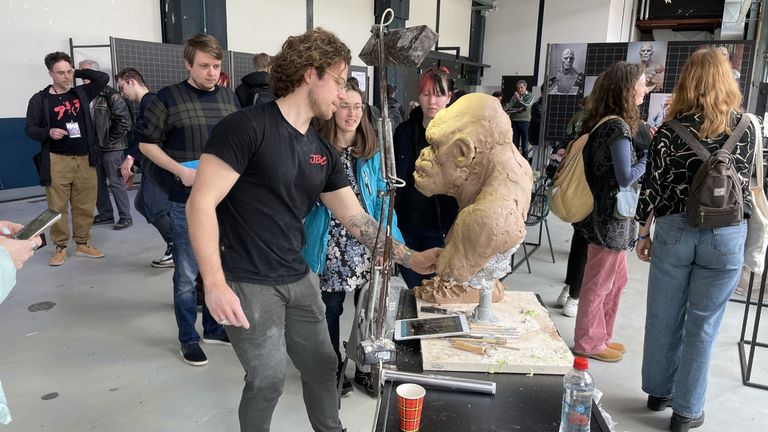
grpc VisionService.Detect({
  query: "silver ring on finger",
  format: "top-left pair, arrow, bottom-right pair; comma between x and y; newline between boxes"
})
219,318 -> 230,325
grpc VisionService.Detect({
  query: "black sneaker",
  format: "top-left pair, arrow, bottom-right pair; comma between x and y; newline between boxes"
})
151,244 -> 174,268
340,375 -> 354,398
670,411 -> 705,432
180,342 -> 208,366
203,331 -> 231,346
354,367 -> 377,397
93,215 -> 113,225
113,218 -> 133,230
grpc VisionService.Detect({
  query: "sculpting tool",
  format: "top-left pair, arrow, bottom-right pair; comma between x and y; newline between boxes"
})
449,336 -> 508,345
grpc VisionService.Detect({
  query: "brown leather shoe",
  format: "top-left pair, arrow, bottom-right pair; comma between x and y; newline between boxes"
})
49,246 -> 67,266
75,243 -> 105,258
607,341 -> 626,354
576,347 -> 623,362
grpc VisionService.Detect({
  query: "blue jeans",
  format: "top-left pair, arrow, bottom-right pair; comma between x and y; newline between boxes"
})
641,213 -> 746,418
169,201 -> 222,346
398,228 -> 446,289
135,175 -> 172,244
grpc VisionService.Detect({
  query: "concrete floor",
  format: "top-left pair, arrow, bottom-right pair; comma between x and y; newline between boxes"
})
1,191 -> 767,432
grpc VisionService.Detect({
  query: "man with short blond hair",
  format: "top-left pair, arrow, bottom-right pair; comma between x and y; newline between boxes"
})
137,33 -> 239,367
25,51 -> 109,266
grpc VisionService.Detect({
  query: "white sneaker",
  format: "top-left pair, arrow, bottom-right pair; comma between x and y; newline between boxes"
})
556,286 -> 570,307
562,297 -> 579,317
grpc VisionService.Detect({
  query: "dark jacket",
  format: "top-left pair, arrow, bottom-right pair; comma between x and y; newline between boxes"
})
25,68 -> 109,186
91,85 -> 132,152
393,106 -> 459,234
235,71 -> 273,108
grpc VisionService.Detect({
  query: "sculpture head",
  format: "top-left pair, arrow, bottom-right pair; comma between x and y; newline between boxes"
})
561,49 -> 576,71
639,43 -> 654,62
414,93 -> 514,198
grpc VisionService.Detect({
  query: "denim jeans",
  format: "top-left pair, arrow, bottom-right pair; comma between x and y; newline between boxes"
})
398,228 -> 446,289
226,274 -> 343,432
642,213 -> 746,418
96,150 -> 132,220
512,121 -> 530,161
135,175 -> 172,244
168,201 -> 222,346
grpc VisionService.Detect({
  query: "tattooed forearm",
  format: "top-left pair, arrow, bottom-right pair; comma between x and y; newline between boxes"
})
346,212 -> 385,255
345,211 -> 412,267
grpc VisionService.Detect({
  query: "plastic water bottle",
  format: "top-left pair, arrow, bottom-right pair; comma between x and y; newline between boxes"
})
559,356 -> 594,432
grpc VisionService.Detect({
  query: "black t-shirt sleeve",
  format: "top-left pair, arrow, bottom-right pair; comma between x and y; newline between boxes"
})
203,111 -> 258,174
321,141 -> 349,193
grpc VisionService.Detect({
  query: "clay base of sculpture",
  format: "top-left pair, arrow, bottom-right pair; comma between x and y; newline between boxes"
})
414,276 -> 506,304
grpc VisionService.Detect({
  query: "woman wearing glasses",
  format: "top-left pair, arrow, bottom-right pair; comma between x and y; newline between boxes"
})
393,66 -> 459,289
304,81 -> 403,397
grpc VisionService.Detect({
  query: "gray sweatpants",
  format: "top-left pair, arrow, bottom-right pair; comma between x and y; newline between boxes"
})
226,274 -> 343,432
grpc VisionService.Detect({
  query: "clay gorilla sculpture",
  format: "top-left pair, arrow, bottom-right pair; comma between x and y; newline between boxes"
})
413,93 -> 533,287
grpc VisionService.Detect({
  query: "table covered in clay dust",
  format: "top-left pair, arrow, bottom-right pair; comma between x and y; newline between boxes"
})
417,291 -> 574,375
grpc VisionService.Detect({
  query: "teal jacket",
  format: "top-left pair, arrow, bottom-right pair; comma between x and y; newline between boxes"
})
303,151 -> 404,274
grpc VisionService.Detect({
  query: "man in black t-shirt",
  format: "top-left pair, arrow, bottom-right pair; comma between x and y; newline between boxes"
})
25,51 -> 109,266
187,29 -> 440,432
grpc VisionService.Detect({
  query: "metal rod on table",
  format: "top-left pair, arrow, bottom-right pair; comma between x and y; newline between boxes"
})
382,369 -> 497,395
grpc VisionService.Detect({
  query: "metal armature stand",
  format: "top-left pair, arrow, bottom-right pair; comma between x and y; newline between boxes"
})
738,249 -> 768,391
354,8 -> 439,394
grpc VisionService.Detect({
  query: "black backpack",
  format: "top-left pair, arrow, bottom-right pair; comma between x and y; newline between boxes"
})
251,85 -> 274,106
668,115 -> 750,229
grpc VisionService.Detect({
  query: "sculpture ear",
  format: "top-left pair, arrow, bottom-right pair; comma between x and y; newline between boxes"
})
453,138 -> 475,168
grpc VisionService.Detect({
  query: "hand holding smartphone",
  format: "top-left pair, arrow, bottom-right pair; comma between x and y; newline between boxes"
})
13,208 -> 61,250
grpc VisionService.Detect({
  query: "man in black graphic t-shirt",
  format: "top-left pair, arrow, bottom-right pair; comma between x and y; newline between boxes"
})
187,29 -> 440,432
25,51 -> 109,266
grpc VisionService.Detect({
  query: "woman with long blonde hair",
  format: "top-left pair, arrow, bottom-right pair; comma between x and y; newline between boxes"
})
635,48 -> 756,431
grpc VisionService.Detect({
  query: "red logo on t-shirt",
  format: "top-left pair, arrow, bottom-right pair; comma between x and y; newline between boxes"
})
309,154 -> 328,166
53,99 -> 81,120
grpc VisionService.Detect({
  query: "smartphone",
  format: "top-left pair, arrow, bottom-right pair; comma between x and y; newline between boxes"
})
13,208 -> 62,240
394,315 -> 470,341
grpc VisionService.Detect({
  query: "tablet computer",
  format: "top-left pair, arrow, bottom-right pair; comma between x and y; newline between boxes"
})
394,315 -> 470,341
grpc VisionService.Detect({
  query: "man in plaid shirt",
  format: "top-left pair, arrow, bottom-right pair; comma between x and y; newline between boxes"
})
137,33 -> 240,366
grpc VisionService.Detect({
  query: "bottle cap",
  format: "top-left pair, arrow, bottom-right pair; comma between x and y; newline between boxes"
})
573,356 -> 589,371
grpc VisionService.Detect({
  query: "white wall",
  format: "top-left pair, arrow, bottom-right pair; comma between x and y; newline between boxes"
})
313,0 -> 375,69
483,0 -> 540,86
2,0 -> 161,118
482,0 -> 623,88
407,0 -> 471,56
226,0 -> 306,56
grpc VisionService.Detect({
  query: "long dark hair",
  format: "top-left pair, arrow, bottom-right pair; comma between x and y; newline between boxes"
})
582,62 -> 644,135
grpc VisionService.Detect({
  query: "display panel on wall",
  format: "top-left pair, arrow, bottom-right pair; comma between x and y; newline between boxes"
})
543,40 -> 755,142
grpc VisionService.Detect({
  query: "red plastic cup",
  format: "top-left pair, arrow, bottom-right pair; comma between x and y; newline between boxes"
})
397,383 -> 426,432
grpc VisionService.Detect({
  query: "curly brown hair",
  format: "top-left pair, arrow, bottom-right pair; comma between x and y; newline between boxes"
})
582,62 -> 644,136
270,28 -> 352,99
317,82 -> 377,160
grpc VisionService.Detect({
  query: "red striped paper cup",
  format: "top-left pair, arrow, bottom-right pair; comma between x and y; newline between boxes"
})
397,383 -> 426,432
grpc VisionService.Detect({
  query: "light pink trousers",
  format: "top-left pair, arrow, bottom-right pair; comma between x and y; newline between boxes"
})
573,244 -> 628,354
